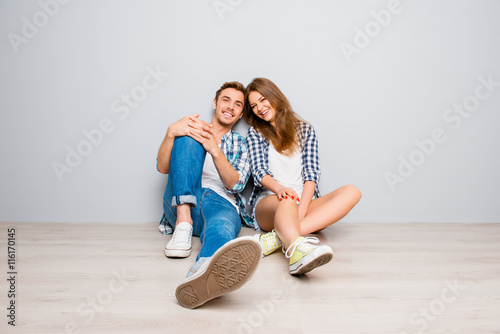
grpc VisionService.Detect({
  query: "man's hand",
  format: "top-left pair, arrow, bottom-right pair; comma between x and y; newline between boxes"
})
157,114 -> 212,174
167,114 -> 212,139
185,115 -> 218,155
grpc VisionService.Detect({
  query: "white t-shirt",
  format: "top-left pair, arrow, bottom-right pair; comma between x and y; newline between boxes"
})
201,148 -> 239,213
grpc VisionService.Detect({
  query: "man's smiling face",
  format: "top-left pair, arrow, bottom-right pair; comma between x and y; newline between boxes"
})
212,88 -> 244,127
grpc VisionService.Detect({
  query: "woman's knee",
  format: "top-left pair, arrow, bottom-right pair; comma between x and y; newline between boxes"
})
342,184 -> 362,203
279,197 -> 298,208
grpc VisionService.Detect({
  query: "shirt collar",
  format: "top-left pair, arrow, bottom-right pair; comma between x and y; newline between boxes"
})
220,129 -> 233,143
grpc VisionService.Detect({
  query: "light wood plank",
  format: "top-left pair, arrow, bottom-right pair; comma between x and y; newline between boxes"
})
0,222 -> 499,333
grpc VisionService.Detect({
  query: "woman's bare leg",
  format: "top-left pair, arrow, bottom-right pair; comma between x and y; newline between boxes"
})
255,185 -> 360,249
299,184 -> 361,235
254,195 -> 279,232
274,198 -> 301,251
255,196 -> 301,250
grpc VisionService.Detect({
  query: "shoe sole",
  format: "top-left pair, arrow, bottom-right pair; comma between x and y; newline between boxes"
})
165,248 -> 192,258
175,237 -> 261,309
290,248 -> 333,275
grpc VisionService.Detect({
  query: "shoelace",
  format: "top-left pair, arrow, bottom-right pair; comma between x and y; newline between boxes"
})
171,225 -> 192,245
262,230 -> 281,250
284,237 -> 319,259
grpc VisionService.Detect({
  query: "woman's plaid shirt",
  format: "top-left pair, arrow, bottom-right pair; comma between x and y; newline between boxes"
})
246,121 -> 321,207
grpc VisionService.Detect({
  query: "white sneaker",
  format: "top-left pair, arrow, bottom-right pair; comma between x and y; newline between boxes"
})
165,222 -> 192,258
286,237 -> 333,275
175,236 -> 261,309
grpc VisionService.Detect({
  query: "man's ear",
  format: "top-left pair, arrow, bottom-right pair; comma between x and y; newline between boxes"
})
212,99 -> 217,110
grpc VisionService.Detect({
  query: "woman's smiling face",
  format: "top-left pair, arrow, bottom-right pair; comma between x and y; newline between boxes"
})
248,91 -> 276,126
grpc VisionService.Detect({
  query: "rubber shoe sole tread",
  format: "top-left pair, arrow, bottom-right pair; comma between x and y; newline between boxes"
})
165,247 -> 192,258
290,246 -> 333,275
175,237 -> 261,309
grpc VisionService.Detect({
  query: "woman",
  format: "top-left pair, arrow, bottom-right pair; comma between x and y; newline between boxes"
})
245,78 -> 361,275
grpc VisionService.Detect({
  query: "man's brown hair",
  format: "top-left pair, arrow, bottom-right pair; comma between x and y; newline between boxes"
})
215,81 -> 246,101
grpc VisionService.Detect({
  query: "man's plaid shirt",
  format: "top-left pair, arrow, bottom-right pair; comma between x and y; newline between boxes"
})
159,129 -> 257,233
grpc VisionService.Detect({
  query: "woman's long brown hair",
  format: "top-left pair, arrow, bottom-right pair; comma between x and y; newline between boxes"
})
244,78 -> 301,154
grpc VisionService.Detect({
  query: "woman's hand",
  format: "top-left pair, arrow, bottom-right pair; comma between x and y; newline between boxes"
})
276,186 -> 299,202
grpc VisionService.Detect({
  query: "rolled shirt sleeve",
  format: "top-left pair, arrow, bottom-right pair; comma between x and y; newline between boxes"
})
300,122 -> 321,184
246,127 -> 273,187
223,132 -> 251,194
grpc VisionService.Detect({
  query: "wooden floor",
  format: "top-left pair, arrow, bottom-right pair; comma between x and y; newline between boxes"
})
1,222 -> 499,334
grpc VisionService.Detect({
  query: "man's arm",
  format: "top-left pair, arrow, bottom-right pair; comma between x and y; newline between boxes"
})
212,146 -> 240,190
225,137 -> 251,194
186,118 -> 240,190
156,114 -> 212,174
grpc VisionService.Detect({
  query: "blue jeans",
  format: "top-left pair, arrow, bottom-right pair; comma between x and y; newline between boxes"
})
162,136 -> 242,264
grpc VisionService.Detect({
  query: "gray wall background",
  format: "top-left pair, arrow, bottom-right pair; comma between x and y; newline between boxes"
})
1,0 -> 499,224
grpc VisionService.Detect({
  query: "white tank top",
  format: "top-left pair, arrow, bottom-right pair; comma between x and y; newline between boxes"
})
268,144 -> 303,198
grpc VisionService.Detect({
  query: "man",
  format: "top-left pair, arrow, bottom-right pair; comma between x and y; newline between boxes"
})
156,81 -> 260,309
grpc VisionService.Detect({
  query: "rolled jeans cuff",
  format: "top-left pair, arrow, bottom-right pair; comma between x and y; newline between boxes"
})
171,195 -> 197,208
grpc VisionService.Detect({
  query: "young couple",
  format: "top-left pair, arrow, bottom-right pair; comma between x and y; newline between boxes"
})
156,79 -> 361,309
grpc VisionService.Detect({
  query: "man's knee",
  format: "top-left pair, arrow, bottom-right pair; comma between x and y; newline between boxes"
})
172,136 -> 205,162
222,219 -> 241,238
174,136 -> 202,151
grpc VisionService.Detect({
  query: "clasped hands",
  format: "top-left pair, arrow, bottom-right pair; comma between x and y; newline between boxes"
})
168,114 -> 218,154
